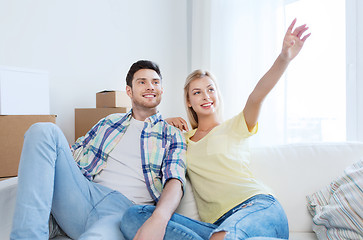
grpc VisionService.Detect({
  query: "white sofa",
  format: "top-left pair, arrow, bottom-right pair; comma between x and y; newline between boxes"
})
1,141 -> 363,240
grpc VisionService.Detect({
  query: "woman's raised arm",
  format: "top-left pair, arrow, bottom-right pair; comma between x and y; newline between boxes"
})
243,18 -> 311,131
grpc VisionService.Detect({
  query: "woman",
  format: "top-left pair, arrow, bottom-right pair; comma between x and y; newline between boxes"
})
121,19 -> 310,240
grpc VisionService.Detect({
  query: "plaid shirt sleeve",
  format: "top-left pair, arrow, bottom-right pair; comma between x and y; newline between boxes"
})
161,124 -> 187,192
70,118 -> 106,179
71,118 -> 104,159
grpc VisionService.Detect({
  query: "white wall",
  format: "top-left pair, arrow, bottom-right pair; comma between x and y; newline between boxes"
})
0,0 -> 188,143
1,0 -> 362,144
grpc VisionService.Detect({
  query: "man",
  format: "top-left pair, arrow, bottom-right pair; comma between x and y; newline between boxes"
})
10,60 -> 192,239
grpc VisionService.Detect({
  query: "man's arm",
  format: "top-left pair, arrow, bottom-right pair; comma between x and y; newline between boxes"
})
132,179 -> 183,240
133,124 -> 187,240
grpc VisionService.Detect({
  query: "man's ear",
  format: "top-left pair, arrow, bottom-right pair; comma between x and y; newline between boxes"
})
126,85 -> 132,98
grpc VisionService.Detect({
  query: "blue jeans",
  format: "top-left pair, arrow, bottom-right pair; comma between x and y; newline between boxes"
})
121,195 -> 288,240
10,123 -> 134,240
121,205 -> 217,240
212,194 -> 289,240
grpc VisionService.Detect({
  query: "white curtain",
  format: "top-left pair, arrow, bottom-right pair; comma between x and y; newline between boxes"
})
190,0 -> 287,146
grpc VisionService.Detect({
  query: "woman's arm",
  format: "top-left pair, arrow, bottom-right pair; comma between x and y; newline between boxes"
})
243,19 -> 311,131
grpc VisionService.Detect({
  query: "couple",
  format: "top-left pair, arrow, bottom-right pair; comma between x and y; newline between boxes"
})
10,19 -> 310,240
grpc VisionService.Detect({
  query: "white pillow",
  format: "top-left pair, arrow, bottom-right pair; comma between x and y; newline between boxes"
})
306,160 -> 363,239
175,175 -> 201,221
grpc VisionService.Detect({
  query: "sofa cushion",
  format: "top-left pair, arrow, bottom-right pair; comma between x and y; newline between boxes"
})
249,142 -> 363,233
0,177 -> 17,240
175,175 -> 201,221
306,160 -> 363,239
289,232 -> 318,240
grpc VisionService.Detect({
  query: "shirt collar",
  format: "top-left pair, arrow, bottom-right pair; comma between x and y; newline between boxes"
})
125,109 -> 163,127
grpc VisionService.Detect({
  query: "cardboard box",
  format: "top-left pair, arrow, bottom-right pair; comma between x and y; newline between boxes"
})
0,66 -> 50,115
96,90 -> 131,108
0,115 -> 56,177
75,108 -> 129,140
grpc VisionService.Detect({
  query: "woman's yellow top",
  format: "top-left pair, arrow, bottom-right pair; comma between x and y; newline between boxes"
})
185,111 -> 273,223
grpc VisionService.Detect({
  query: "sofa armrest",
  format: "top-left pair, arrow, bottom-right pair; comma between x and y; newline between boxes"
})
0,177 -> 18,240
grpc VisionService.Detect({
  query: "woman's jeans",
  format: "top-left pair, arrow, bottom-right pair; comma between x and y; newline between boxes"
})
121,195 -> 289,240
212,194 -> 289,240
10,123 -> 134,240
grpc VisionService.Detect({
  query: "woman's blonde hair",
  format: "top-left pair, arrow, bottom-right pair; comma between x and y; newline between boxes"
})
184,69 -> 223,129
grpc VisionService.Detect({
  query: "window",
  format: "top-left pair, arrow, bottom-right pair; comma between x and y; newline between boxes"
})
284,0 -> 346,143
192,0 -> 349,146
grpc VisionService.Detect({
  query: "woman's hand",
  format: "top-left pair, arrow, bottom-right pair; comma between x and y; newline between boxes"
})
165,117 -> 189,132
280,18 -> 311,62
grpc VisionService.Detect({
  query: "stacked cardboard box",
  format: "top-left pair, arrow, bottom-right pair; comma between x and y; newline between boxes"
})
96,90 -> 131,108
75,91 -> 131,140
0,66 -> 54,178
0,115 -> 56,178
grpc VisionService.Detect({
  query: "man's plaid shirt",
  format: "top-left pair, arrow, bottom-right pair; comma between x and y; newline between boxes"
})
71,110 -> 187,202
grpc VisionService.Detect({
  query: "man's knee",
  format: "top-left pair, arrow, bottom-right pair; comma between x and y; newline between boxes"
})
27,122 -> 58,135
25,122 -> 62,140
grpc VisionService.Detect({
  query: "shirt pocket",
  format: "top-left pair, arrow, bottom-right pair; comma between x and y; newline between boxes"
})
207,135 -> 228,155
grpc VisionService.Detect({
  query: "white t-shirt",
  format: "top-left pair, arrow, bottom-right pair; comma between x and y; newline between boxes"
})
94,117 -> 154,205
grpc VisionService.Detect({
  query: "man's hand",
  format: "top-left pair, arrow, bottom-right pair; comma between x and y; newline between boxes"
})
133,179 -> 183,240
133,212 -> 168,240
